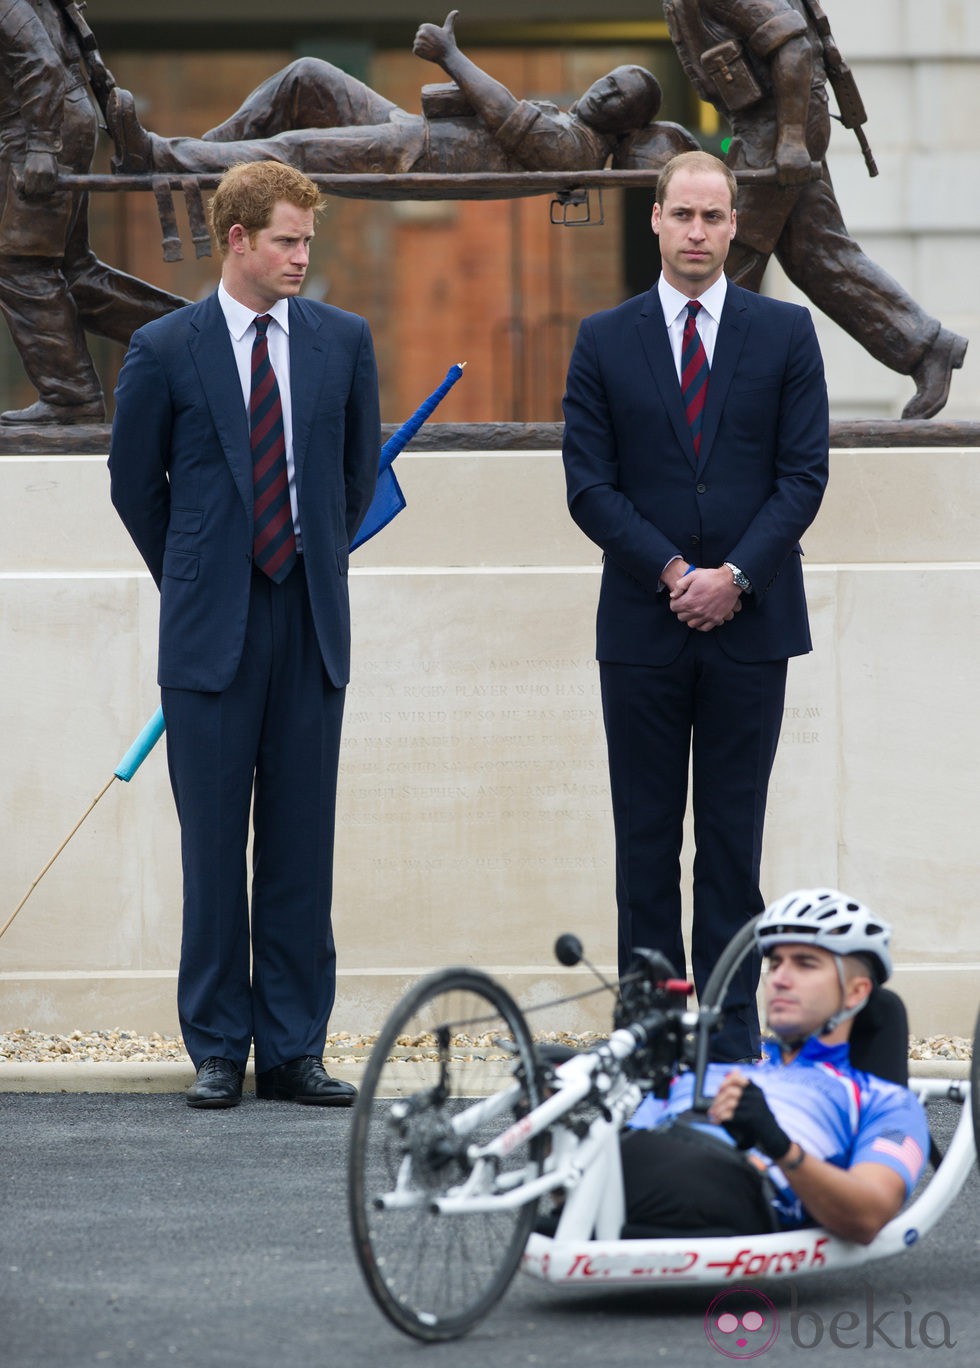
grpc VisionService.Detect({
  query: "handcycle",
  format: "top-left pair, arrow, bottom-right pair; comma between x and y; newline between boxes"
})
348,919 -> 980,1342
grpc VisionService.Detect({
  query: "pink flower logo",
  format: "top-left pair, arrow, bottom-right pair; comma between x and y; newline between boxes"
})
704,1289 -> 780,1358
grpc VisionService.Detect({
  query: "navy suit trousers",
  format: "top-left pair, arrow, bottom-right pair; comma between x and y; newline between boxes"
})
600,633 -> 787,1061
162,558 -> 345,1074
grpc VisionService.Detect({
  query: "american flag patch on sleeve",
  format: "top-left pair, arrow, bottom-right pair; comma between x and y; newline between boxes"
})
870,1132 -> 925,1175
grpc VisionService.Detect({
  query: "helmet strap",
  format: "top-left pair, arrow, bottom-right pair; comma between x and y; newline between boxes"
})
820,958 -> 871,1035
765,952 -> 873,1049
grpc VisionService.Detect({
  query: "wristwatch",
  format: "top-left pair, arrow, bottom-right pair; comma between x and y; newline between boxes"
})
781,1142 -> 806,1172
724,562 -> 752,593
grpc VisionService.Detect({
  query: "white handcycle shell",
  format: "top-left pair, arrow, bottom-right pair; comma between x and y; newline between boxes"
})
521,1076 -> 974,1288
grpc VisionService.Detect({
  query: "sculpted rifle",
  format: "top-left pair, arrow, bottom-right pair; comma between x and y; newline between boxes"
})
53,0 -> 116,119
801,0 -> 878,176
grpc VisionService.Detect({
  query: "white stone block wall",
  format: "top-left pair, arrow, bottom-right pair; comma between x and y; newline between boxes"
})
1,449 -> 977,1041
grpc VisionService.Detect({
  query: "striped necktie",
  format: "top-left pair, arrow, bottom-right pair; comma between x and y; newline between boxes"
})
681,300 -> 709,460
250,314 -> 297,582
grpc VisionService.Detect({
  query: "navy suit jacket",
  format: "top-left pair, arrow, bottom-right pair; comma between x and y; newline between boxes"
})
562,281 -> 829,665
109,291 -> 380,692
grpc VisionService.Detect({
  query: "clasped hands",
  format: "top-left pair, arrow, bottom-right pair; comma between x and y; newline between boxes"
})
666,564 -> 742,631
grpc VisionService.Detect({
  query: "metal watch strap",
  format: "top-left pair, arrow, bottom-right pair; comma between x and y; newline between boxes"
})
781,1143 -> 806,1172
724,561 -> 752,592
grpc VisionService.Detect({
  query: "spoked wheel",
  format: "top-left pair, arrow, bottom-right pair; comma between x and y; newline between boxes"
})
348,968 -> 543,1342
971,1007 -> 980,1167
699,916 -> 762,1016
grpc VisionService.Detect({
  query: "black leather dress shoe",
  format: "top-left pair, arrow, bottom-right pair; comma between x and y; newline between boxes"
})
186,1057 -> 244,1109
255,1056 -> 357,1106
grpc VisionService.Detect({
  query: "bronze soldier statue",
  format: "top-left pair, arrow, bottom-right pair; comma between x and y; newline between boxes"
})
0,0 -> 186,425
663,0 -> 967,419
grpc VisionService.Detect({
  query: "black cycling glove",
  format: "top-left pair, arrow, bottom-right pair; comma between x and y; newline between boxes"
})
721,1080 -> 792,1161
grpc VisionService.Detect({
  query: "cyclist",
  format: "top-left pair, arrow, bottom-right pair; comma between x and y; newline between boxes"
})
623,889 -> 930,1243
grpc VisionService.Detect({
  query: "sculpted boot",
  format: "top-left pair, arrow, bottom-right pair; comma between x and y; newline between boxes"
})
105,88 -> 155,175
0,398 -> 105,425
902,328 -> 968,420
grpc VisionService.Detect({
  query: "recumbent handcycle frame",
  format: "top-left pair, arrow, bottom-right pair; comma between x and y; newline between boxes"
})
348,917 -> 979,1342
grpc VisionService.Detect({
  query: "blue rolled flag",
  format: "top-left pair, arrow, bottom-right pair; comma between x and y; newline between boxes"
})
351,362 -> 465,550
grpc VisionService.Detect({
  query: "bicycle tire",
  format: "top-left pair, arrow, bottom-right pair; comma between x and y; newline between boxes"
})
971,1007 -> 980,1169
348,967 -> 543,1342
699,915 -> 762,1014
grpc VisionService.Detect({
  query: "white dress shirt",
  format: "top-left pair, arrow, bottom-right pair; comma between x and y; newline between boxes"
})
657,271 -> 728,381
218,282 -> 302,550
655,271 -> 728,584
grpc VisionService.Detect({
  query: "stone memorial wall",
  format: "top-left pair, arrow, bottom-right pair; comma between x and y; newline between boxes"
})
0,447 -> 977,1037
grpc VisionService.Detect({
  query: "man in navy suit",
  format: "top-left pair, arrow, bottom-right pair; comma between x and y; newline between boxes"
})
562,150 -> 828,1062
109,161 -> 380,1107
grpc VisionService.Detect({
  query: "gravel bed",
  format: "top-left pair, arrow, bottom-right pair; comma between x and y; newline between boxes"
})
908,1035 -> 974,1061
0,1028 -> 191,1064
0,1027 -> 971,1065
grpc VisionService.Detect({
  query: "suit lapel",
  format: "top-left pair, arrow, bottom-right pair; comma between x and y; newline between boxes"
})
636,288 -> 696,466
189,293 -> 253,515
699,284 -> 750,470
287,299 -> 329,501
635,282 -> 753,471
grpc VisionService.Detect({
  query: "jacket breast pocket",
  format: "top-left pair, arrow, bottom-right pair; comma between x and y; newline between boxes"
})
162,549 -> 199,581
734,370 -> 782,397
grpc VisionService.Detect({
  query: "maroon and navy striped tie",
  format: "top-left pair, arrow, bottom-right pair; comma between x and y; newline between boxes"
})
250,314 -> 297,582
681,300 -> 709,460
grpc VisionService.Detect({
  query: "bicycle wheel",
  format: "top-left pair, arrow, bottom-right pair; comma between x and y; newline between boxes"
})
699,916 -> 762,1015
348,967 -> 543,1342
971,1007 -> 980,1168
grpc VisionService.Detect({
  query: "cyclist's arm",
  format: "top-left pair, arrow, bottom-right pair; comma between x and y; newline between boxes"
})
770,1149 -> 906,1244
710,1069 -> 921,1243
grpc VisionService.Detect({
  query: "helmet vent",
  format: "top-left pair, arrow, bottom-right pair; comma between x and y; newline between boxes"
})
754,889 -> 893,984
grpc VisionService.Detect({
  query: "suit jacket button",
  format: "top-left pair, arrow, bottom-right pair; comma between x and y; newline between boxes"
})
690,535 -> 701,547
696,483 -> 707,494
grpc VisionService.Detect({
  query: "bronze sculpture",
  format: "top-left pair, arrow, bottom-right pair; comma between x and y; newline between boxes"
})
105,12 -> 689,181
0,6 -> 970,425
662,0 -> 967,419
0,0 -> 186,425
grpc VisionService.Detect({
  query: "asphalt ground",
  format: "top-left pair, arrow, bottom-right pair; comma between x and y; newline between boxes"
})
1,1090 -> 978,1368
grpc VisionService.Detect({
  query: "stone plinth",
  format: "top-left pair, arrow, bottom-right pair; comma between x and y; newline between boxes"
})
1,446 -> 977,1039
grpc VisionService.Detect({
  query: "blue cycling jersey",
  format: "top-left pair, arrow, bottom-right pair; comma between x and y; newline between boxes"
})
628,1036 -> 929,1228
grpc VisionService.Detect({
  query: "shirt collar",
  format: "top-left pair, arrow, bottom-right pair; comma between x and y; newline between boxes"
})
658,271 -> 728,328
761,1035 -> 852,1067
218,281 -> 291,340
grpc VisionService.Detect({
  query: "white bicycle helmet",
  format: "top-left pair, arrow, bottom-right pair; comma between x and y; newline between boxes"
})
755,889 -> 892,1036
